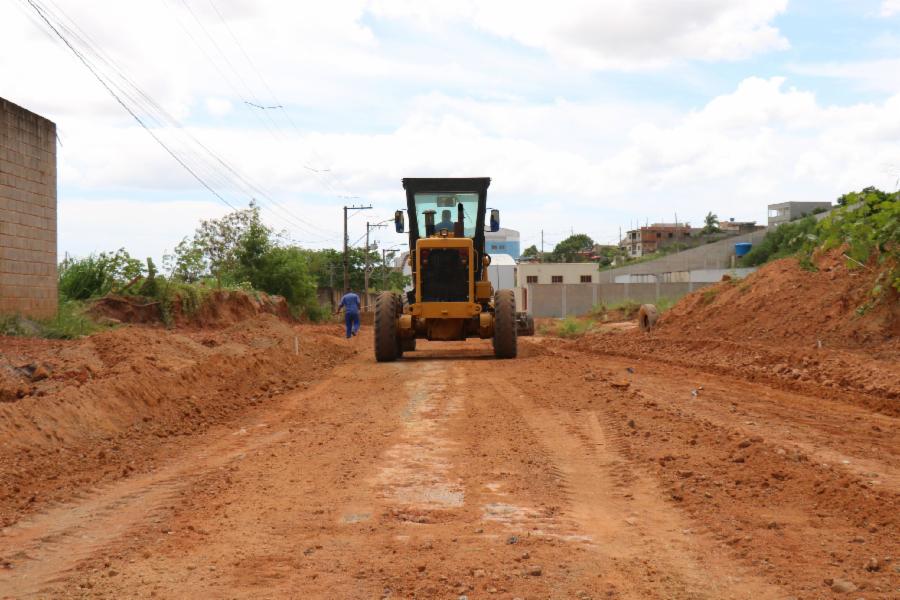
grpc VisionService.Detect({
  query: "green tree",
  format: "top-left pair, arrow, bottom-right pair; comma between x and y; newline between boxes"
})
592,245 -> 623,267
236,207 -> 273,282
245,246 -> 318,312
374,250 -> 410,292
167,237 -> 206,283
549,234 -> 594,262
190,202 -> 260,286
521,244 -> 539,259
702,212 -> 720,234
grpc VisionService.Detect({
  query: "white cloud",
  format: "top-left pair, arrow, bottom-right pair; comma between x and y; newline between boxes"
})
205,97 -> 233,117
368,0 -> 790,69
37,75 -> 900,254
790,58 -> 900,93
881,0 -> 900,16
59,198 -> 231,261
3,1 -> 898,258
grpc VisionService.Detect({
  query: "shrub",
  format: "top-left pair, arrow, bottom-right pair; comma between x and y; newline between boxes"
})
58,249 -> 143,300
818,188 -> 899,292
556,316 -> 592,338
741,216 -> 818,267
303,301 -> 329,323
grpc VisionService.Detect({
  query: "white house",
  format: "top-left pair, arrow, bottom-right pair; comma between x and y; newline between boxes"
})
515,262 -> 600,313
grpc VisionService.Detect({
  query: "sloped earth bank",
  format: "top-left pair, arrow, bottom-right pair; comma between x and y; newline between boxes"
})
1,334 -> 896,599
88,290 -> 292,328
0,315 -> 354,529
566,252 -> 899,417
661,251 -> 899,350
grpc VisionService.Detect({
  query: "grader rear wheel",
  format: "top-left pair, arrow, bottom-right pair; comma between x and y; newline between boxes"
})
374,291 -> 399,362
493,289 -> 517,359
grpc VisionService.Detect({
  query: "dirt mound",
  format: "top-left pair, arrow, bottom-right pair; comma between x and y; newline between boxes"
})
89,289 -> 292,328
660,250 -> 899,350
561,251 -> 899,417
0,315 -> 353,527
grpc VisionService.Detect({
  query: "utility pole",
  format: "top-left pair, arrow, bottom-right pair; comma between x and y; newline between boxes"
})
381,247 -> 399,290
363,221 -> 386,310
540,230 -> 544,262
343,204 -> 371,293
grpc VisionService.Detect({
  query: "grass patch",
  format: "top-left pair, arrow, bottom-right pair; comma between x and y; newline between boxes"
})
653,297 -> 676,312
701,288 -> 719,305
1,300 -> 113,339
556,316 -> 593,338
592,299 -> 641,320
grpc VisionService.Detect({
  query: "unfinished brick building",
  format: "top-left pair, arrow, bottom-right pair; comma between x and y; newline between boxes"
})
0,97 -> 58,318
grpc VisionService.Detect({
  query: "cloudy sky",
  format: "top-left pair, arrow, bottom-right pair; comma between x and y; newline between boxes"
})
3,0 -> 900,260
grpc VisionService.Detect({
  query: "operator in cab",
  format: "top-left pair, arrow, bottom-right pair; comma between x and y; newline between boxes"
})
435,209 -> 454,232
335,289 -> 361,339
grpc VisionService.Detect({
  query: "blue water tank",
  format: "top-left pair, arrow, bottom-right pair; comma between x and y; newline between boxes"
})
735,242 -> 752,257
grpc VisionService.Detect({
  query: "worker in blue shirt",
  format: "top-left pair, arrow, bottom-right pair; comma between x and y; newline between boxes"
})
335,290 -> 361,338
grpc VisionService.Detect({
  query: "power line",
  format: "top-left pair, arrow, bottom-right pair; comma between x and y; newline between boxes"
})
23,0 -> 241,211
245,101 -> 282,110
176,0 -> 286,140
160,0 -> 348,230
203,0 -> 349,197
24,0 -> 342,243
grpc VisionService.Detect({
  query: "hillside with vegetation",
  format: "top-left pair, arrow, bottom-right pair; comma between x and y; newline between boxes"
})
742,187 -> 898,297
2,203 -> 410,337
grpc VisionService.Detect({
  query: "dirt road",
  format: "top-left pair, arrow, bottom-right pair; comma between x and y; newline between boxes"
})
1,333 -> 897,599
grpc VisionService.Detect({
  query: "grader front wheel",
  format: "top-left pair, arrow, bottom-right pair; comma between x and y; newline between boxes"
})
374,291 -> 399,362
493,289 -> 517,359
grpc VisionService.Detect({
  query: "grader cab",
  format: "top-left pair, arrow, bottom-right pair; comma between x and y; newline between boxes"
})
374,177 -> 532,362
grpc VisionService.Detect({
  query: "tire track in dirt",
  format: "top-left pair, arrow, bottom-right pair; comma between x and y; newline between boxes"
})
490,374 -> 783,600
516,338 -> 900,598
372,363 -> 465,512
0,372 -> 339,599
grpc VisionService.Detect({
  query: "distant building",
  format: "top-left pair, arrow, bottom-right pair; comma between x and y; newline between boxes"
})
515,262 -> 599,313
767,202 -> 832,227
719,218 -> 764,234
484,227 -> 520,259
619,223 -> 694,258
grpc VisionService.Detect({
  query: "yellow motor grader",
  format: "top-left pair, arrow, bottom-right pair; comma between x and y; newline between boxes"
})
374,177 -> 532,361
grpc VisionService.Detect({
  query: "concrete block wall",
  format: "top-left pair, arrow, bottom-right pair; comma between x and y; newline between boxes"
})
525,281 -> 714,318
0,97 -> 58,318
597,229 -> 769,283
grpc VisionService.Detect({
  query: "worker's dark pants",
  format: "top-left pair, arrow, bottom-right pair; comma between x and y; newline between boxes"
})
345,311 -> 360,338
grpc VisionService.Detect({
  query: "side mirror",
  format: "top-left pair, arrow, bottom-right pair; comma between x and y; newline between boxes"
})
394,210 -> 405,233
490,209 -> 500,232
